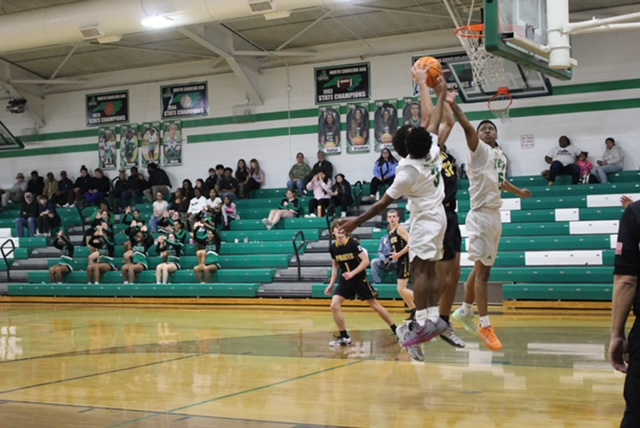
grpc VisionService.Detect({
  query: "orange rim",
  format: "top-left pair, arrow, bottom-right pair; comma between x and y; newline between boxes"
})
454,24 -> 486,38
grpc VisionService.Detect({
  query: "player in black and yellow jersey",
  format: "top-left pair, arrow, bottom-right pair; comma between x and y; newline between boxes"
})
387,210 -> 413,317
324,219 -> 397,347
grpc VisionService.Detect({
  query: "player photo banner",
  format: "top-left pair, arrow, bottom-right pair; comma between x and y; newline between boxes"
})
315,63 -> 370,104
98,126 -> 117,171
119,123 -> 139,169
318,105 -> 341,156
86,90 -> 129,127
162,120 -> 183,166
140,122 -> 161,168
346,102 -> 370,154
161,82 -> 208,119
373,99 -> 398,152
402,97 -> 421,128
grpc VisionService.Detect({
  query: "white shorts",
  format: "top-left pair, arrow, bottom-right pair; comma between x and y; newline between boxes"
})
408,205 -> 446,262
465,208 -> 502,266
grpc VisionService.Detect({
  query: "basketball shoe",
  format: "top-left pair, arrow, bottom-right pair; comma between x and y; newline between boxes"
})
329,336 -> 352,347
478,325 -> 503,351
452,308 -> 478,336
439,322 -> 466,348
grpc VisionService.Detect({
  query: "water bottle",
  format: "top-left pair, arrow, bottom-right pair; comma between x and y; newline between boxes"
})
244,237 -> 249,243
317,205 -> 323,218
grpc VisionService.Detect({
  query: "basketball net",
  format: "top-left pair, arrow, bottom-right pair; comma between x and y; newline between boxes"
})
455,24 -> 505,87
488,87 -> 513,123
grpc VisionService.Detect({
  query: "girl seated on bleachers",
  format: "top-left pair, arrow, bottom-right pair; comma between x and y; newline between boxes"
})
155,233 -> 184,284
192,221 -> 222,284
121,226 -> 154,284
221,196 -> 238,230
262,189 -> 301,230
87,225 -> 115,285
306,171 -> 332,217
50,230 -> 74,284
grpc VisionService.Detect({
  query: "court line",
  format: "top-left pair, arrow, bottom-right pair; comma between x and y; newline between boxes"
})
0,353 -> 204,395
106,358 -> 367,428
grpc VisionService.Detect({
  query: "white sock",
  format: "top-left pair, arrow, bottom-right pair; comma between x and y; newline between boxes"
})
461,302 -> 474,316
426,306 -> 440,323
479,315 -> 491,328
415,309 -> 428,325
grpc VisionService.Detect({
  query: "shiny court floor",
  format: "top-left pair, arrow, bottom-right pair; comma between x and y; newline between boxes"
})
0,303 -> 625,427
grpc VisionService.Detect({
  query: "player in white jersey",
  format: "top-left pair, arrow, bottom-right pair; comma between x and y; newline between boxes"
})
341,75 -> 449,360
446,93 -> 532,352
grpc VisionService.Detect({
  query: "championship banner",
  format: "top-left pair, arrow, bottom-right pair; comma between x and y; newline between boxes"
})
317,105 -> 341,156
161,82 -> 208,119
140,122 -> 161,168
86,90 -> 129,127
315,63 -> 370,104
119,123 -> 139,169
373,99 -> 398,152
98,126 -> 117,171
346,102 -> 370,154
402,97 -> 421,127
162,120 -> 183,166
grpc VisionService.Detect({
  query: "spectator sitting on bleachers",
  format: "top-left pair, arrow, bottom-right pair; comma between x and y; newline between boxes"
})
205,188 -> 223,228
330,174 -> 353,218
192,221 -> 221,284
27,170 -> 44,198
143,162 -> 171,202
85,168 -> 110,205
55,170 -> 73,207
544,135 -> 581,185
87,225 -> 115,285
576,151 -> 594,184
304,150 -> 334,193
121,226 -> 154,284
15,192 -> 38,238
262,189 -> 301,230
195,178 -> 206,195
169,188 -> 189,216
66,165 -> 91,208
155,233 -> 184,284
0,172 -> 27,212
306,171 -> 332,217
43,172 -> 58,202
222,196 -> 238,230
149,191 -> 169,232
205,168 -> 218,193
186,187 -> 207,229
111,170 -> 128,210
593,137 -> 624,184
121,166 -> 145,208
235,159 -> 249,199
370,148 -> 398,201
36,194 -> 61,237
182,179 -> 195,201
370,233 -> 394,285
50,230 -> 74,284
243,159 -> 265,199
217,167 -> 239,202
287,152 -> 311,194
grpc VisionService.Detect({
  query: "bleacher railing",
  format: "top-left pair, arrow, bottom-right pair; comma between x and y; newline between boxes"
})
292,230 -> 306,281
1,238 -> 15,281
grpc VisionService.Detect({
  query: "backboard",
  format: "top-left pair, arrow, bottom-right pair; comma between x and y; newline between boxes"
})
484,0 -> 573,81
0,121 -> 24,151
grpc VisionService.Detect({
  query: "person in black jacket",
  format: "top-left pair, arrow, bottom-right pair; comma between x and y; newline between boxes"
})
143,162 -> 171,202
121,166 -> 146,208
303,150 -> 334,191
56,170 -> 74,207
67,165 -> 92,207
330,174 -> 353,217
36,194 -> 61,237
50,231 -> 74,283
85,168 -> 110,205
15,192 -> 38,237
26,170 -> 45,197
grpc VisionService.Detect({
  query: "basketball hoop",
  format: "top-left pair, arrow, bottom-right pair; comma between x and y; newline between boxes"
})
488,87 -> 513,123
455,24 -> 505,86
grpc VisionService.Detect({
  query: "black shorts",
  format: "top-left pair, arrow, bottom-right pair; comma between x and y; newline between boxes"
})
396,256 -> 410,279
442,210 -> 462,261
334,276 -> 378,301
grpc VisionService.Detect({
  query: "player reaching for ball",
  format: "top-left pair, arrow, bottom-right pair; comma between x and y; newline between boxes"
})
445,91 -> 532,352
414,56 -> 444,88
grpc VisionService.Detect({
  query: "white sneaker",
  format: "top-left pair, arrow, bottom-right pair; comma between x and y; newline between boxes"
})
262,218 -> 271,227
309,213 -> 317,218
62,203 -> 70,208
340,212 -> 347,218
68,204 -> 75,208
329,336 -> 352,347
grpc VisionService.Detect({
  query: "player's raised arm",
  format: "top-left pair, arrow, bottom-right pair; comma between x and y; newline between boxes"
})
445,90 -> 479,152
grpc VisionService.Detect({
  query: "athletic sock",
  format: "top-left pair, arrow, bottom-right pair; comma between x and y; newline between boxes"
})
460,302 -> 474,316
415,309 -> 428,326
390,324 -> 397,334
339,330 -> 349,338
479,315 -> 491,328
440,314 -> 450,324
426,306 -> 440,323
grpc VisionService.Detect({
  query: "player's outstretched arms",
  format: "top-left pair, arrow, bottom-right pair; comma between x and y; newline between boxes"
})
502,180 -> 532,198
445,91 -> 479,152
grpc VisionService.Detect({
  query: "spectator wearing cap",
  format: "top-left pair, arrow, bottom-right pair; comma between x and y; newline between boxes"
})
593,137 -> 624,184
43,172 -> 58,201
56,171 -> 73,207
26,170 -> 44,197
143,162 -> 171,202
0,172 -> 27,211
15,192 -> 38,237
304,150 -> 334,192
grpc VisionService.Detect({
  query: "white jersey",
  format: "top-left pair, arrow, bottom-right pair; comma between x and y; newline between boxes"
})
386,137 -> 444,212
467,141 -> 507,210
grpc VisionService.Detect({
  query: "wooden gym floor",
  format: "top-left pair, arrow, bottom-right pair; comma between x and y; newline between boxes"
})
0,303 -> 625,427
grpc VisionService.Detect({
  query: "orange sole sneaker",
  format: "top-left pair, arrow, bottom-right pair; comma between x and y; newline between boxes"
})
478,325 -> 503,352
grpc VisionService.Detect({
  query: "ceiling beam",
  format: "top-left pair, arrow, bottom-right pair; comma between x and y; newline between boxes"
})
233,50 -> 316,57
88,42 -> 220,59
177,24 -> 263,106
49,45 -> 78,80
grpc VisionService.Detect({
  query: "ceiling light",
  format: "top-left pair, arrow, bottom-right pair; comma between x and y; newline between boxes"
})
141,15 -> 175,29
264,10 -> 291,20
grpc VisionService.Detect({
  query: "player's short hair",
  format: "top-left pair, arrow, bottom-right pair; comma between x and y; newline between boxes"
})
476,119 -> 497,132
392,124 -> 412,158
387,209 -> 399,216
331,219 -> 347,232
405,126 -> 432,159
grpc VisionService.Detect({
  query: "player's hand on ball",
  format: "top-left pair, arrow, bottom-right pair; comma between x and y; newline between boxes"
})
433,76 -> 448,96
412,66 -> 428,84
445,90 -> 458,105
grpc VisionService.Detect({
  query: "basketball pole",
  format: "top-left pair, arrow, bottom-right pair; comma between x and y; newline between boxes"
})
546,0 -> 571,70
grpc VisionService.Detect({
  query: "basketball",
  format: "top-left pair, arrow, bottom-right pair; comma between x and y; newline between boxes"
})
414,56 -> 443,88
352,136 -> 365,146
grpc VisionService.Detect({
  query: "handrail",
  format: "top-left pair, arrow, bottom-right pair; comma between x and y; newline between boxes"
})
1,238 -> 16,282
292,230 -> 306,281
325,212 -> 336,246
352,180 -> 364,211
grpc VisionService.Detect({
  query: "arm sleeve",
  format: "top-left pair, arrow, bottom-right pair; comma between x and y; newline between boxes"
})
614,205 -> 640,276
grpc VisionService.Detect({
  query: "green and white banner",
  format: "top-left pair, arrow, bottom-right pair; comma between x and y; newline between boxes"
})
346,102 -> 370,154
373,99 -> 398,152
98,126 -> 117,171
140,122 -> 161,168
119,124 -> 139,169
318,105 -> 341,155
162,120 -> 183,166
